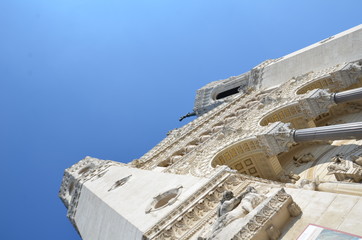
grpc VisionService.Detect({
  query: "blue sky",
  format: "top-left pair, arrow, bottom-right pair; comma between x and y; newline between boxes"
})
1,1 -> 361,239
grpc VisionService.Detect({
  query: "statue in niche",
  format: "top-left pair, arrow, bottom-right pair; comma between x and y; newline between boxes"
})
327,154 -> 349,173
216,191 -> 242,218
297,178 -> 319,191
278,170 -> 300,183
327,154 -> 362,182
293,153 -> 315,167
198,186 -> 264,240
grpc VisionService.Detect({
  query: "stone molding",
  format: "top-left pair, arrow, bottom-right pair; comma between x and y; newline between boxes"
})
134,60 -> 362,178
143,167 -> 231,239
59,157 -> 126,230
144,170 -> 285,240
192,58 -> 282,117
59,156 -> 104,207
231,188 -> 299,240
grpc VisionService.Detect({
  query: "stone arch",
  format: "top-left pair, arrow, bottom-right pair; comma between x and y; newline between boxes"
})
259,103 -> 308,129
313,100 -> 362,127
224,113 -> 237,123
157,158 -> 172,167
211,139 -> 273,179
296,77 -> 335,95
215,86 -> 241,100
169,150 -> 185,162
211,121 -> 225,133
184,140 -> 199,153
198,130 -> 212,143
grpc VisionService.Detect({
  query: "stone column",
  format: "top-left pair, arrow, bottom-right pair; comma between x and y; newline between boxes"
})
258,121 -> 362,155
293,121 -> 362,142
334,87 -> 362,104
298,84 -> 362,120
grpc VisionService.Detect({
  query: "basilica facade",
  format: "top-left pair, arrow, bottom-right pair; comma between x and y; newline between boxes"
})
60,25 -> 362,240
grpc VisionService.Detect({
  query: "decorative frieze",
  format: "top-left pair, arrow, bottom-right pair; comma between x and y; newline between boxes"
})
137,60 -> 362,174
145,170 -> 285,240
144,168 -> 231,239
231,188 -> 300,240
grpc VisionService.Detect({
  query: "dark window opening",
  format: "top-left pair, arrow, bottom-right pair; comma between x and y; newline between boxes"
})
216,86 -> 240,100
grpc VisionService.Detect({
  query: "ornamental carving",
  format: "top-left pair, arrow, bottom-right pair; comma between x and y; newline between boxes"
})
59,157 -> 124,229
257,122 -> 295,156
145,171 -> 285,240
298,88 -> 336,118
137,60 -> 361,176
330,60 -> 362,88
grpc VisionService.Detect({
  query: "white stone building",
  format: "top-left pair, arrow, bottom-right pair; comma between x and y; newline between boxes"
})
60,24 -> 362,240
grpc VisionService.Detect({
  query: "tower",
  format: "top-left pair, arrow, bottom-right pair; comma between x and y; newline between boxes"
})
60,25 -> 362,239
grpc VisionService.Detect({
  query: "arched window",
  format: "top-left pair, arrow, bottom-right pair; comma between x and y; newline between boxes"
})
215,86 -> 240,100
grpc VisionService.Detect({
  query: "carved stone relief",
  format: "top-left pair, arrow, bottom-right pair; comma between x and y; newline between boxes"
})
136,60 -> 361,178
199,186 -> 265,240
293,153 -> 315,167
257,122 -> 296,156
327,154 -> 362,182
60,158 -> 123,229
145,171 -> 285,240
298,89 -> 336,119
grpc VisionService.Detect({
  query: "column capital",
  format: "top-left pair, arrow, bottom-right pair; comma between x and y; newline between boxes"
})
298,88 -> 336,118
257,122 -> 296,156
331,60 -> 362,88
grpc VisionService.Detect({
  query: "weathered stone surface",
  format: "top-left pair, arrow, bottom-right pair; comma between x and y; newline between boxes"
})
60,25 -> 362,240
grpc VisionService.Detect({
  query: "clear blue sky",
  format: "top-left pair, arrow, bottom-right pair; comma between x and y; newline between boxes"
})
1,1 -> 361,239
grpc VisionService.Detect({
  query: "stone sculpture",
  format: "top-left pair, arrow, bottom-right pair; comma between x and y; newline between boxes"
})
327,154 -> 362,182
327,154 -> 349,173
293,153 -> 315,166
279,171 -> 300,183
217,191 -> 242,217
199,186 -> 264,240
179,112 -> 196,121
298,179 -> 318,191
